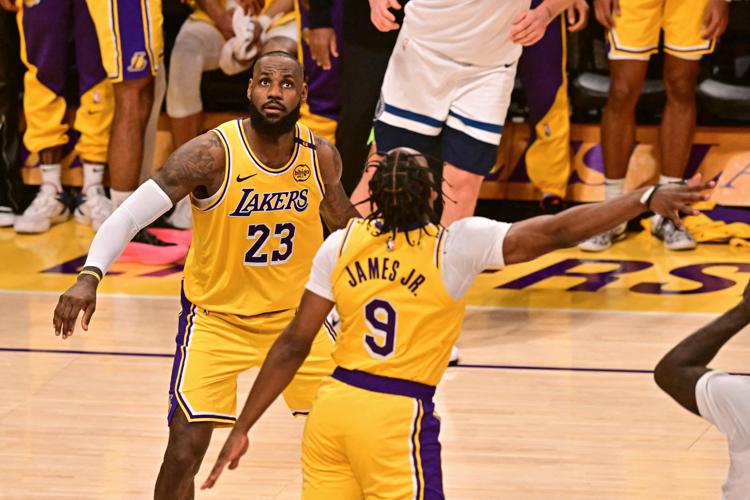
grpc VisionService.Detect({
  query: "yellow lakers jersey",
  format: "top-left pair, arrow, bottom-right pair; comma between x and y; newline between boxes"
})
183,119 -> 325,316
330,219 -> 466,386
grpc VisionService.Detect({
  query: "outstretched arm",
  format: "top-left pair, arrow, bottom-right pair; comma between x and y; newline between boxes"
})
316,136 -> 361,231
52,132 -> 225,339
201,290 -> 334,489
502,177 -> 713,265
654,281 -> 750,415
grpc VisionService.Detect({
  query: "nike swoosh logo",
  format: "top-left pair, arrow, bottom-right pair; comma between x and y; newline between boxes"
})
236,173 -> 258,183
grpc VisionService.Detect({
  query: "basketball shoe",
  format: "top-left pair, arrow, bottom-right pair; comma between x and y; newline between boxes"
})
577,223 -> 627,252
14,186 -> 70,233
0,206 -> 13,227
650,214 -> 696,251
75,185 -> 113,231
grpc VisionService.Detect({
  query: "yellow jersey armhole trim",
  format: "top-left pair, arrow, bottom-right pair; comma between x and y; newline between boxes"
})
309,127 -> 326,197
434,227 -> 447,270
338,218 -> 360,257
192,129 -> 231,212
237,119 -> 301,174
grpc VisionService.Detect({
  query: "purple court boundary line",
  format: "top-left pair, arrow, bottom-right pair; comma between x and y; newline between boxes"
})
4,347 -> 750,377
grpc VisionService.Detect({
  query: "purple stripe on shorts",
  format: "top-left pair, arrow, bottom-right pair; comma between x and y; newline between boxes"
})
418,400 -> 445,499
411,402 -> 422,499
332,367 -> 435,400
117,0 -> 152,80
167,285 -> 193,424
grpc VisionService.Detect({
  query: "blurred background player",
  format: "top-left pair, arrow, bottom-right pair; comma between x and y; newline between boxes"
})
308,0 -> 406,195
579,0 -> 729,251
201,148 -> 713,498
655,279 -> 750,499
295,0 -> 343,143
53,52 -> 359,498
0,1 -> 23,227
352,0 -> 577,226
518,0 -> 588,212
9,0 -> 114,234
86,0 -> 176,252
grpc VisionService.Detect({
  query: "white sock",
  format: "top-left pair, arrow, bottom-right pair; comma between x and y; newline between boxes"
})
660,175 -> 682,185
110,189 -> 134,210
39,164 -> 62,194
83,163 -> 106,195
604,177 -> 625,200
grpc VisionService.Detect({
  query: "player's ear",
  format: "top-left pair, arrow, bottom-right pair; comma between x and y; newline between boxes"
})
300,81 -> 308,104
247,79 -> 253,101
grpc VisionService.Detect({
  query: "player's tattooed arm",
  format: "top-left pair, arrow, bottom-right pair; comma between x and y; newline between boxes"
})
153,131 -> 226,205
316,135 -> 361,231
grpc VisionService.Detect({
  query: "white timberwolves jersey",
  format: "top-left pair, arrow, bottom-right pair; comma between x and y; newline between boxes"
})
403,0 -> 532,67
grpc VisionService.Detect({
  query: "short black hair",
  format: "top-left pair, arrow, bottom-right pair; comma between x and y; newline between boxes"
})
251,50 -> 301,77
365,148 -> 444,244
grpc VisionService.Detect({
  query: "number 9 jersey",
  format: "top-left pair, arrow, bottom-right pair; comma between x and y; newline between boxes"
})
330,219 -> 466,387
183,119 -> 325,316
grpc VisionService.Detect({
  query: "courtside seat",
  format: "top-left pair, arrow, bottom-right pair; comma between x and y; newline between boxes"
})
698,78 -> 750,122
696,0 -> 750,123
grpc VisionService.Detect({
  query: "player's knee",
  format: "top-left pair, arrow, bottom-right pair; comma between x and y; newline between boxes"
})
444,166 -> 483,198
162,445 -> 203,477
663,72 -> 696,104
606,79 -> 641,111
114,77 -> 154,109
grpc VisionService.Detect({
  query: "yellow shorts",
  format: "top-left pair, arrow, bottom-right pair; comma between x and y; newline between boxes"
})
608,0 -> 715,60
168,288 -> 336,427
302,368 -> 443,500
86,0 -> 164,82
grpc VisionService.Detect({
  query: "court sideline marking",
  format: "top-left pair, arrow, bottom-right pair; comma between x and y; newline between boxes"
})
3,346 -> 747,376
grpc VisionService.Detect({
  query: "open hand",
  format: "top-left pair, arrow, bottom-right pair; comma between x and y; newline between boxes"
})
369,0 -> 401,32
648,174 -> 715,230
702,0 -> 729,40
201,430 -> 249,490
511,7 -> 553,46
593,0 -> 620,30
53,275 -> 98,340
567,0 -> 590,32
309,28 -> 339,70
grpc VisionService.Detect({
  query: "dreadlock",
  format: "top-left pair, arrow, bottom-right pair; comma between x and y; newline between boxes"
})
364,148 -> 445,245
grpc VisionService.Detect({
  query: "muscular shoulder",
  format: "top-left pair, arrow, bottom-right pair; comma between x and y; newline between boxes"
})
313,134 -> 342,184
154,131 -> 226,200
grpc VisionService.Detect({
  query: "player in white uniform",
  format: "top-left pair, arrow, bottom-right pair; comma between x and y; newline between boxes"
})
655,280 -> 750,500
352,0 -> 577,225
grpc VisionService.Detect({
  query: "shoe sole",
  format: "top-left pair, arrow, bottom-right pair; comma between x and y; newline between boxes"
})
578,232 -> 627,252
14,212 -> 70,234
665,242 -> 697,251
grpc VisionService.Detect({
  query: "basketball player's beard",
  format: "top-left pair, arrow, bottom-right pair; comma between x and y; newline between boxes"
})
248,100 -> 301,136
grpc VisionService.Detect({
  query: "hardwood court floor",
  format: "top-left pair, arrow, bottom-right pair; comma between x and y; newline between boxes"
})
1,221 -> 749,498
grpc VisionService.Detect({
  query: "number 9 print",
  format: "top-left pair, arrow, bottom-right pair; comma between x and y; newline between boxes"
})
364,299 -> 397,359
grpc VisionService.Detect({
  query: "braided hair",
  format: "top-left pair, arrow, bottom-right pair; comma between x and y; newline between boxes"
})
364,148 -> 445,245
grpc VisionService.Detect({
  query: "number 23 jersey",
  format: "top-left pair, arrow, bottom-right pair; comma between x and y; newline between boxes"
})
183,119 -> 325,316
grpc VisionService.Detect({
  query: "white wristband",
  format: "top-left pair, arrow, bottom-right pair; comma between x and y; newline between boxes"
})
639,186 -> 656,206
